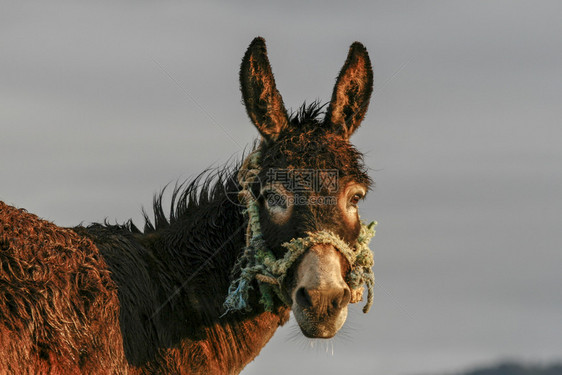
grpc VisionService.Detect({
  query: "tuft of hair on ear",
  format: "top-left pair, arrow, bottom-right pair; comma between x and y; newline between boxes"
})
240,37 -> 289,143
324,42 -> 373,138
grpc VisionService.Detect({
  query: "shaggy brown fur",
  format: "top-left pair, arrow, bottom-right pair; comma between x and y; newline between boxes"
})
0,202 -> 126,374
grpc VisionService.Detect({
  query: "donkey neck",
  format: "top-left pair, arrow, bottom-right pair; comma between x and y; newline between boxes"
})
166,307 -> 290,374
134,179 -> 290,373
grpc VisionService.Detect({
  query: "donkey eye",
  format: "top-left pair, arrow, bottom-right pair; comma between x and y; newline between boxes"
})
350,193 -> 363,206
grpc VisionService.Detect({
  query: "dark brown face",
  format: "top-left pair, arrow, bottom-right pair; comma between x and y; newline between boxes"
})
259,171 -> 369,338
240,37 -> 373,338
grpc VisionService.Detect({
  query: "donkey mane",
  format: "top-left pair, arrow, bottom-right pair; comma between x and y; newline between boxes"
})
288,101 -> 327,128
140,163 -> 242,234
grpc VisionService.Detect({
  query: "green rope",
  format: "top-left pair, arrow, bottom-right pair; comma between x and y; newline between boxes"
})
223,149 -> 377,314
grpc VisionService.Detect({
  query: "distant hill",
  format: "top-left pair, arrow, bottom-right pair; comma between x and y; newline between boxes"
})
455,362 -> 562,375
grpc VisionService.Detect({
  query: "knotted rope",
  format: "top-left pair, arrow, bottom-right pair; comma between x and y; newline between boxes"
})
223,148 -> 376,314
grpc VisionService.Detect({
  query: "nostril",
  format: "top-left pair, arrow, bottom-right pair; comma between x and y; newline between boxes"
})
296,287 -> 312,309
333,288 -> 351,310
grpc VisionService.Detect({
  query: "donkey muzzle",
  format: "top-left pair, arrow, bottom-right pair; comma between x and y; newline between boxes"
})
291,243 -> 351,338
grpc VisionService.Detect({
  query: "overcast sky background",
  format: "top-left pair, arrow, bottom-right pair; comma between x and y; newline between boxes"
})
1,1 -> 561,374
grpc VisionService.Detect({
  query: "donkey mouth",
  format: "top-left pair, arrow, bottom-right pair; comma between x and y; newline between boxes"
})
299,324 -> 338,339
294,314 -> 347,339
292,302 -> 349,339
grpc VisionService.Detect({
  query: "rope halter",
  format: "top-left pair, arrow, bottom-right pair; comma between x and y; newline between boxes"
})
223,148 -> 376,314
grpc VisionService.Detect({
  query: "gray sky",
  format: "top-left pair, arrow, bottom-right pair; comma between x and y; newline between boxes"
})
1,1 -> 561,374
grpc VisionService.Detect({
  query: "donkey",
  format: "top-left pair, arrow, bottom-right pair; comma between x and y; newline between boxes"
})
0,37 -> 375,374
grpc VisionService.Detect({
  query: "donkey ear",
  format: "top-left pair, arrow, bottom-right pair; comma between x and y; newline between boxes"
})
240,37 -> 289,143
325,42 -> 373,138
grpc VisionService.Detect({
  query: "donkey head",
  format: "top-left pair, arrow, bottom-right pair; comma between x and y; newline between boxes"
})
236,37 -> 373,339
